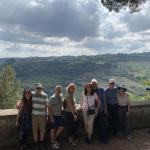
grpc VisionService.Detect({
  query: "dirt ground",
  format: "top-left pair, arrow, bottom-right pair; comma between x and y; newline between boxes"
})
3,129 -> 150,150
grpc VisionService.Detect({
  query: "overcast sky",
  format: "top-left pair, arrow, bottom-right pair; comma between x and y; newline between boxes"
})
0,0 -> 150,58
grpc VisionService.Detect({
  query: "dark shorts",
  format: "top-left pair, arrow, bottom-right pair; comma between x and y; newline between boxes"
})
50,116 -> 64,129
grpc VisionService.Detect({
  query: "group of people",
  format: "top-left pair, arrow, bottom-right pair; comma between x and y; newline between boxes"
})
16,78 -> 131,150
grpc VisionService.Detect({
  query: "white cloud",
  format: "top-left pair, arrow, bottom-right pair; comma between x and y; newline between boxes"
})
0,0 -> 150,57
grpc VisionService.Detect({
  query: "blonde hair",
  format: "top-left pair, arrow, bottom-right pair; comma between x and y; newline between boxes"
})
66,83 -> 76,93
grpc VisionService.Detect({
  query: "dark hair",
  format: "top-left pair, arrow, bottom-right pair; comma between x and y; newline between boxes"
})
84,83 -> 95,96
22,89 -> 32,111
117,85 -> 127,92
118,87 -> 127,92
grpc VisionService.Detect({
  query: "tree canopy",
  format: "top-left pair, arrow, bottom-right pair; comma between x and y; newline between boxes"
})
0,65 -> 20,109
101,0 -> 146,13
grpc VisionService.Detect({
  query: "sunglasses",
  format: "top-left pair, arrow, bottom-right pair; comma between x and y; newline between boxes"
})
110,82 -> 115,84
36,87 -> 42,90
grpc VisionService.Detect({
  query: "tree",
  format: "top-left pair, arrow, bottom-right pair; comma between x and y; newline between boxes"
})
101,0 -> 146,13
0,65 -> 21,109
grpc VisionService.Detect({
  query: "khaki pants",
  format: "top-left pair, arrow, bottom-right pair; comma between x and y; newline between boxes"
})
32,115 -> 46,136
83,109 -> 95,136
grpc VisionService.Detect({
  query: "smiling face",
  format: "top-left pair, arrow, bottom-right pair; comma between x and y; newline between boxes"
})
69,85 -> 76,94
91,81 -> 98,89
118,88 -> 126,95
55,86 -> 62,96
86,85 -> 92,93
24,90 -> 31,100
36,87 -> 42,94
109,82 -> 115,88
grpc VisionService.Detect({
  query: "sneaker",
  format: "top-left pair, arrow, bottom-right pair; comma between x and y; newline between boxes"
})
74,138 -> 78,144
51,143 -> 60,149
55,140 -> 60,146
69,137 -> 77,146
126,135 -> 132,141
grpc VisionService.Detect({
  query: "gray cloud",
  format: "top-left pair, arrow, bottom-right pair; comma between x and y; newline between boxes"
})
0,29 -> 64,46
0,0 -> 150,57
121,1 -> 150,32
82,38 -> 115,50
0,0 -> 100,41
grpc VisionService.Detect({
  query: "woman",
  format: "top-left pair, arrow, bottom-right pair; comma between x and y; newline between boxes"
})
81,83 -> 100,144
64,83 -> 78,146
117,85 -> 131,139
16,89 -> 32,150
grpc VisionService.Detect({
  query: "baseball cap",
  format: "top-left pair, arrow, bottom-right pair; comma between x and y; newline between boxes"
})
35,83 -> 42,88
109,79 -> 115,83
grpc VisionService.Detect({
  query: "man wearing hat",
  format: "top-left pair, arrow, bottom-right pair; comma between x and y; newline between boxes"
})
91,79 -> 109,143
32,83 -> 48,150
105,79 -> 118,136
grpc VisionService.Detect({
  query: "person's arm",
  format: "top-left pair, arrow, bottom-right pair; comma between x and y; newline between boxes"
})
47,105 -> 54,122
68,97 -> 77,119
47,98 -> 54,122
80,92 -> 84,106
127,94 -> 131,116
16,101 -> 23,126
102,90 -> 108,115
95,93 -> 100,114
104,89 -> 109,115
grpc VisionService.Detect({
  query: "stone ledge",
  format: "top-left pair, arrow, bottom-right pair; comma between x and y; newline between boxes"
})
0,100 -> 150,148
0,100 -> 150,117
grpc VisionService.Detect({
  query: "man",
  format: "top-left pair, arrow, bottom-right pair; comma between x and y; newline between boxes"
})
91,79 -> 109,144
105,79 -> 118,136
32,83 -> 48,150
47,85 -> 64,149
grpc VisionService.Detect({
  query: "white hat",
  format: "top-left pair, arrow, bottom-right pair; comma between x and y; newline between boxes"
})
109,79 -> 115,83
91,78 -> 98,84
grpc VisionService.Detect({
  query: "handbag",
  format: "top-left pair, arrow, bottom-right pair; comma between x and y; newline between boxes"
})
87,109 -> 95,115
86,96 -> 95,116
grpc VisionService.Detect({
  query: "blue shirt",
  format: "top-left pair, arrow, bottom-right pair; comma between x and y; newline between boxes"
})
105,87 -> 118,105
94,87 -> 106,112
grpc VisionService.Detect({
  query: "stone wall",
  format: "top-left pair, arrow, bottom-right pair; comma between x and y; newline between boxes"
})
0,101 -> 150,148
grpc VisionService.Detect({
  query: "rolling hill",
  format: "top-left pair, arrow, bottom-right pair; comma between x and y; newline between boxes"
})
1,52 -> 150,101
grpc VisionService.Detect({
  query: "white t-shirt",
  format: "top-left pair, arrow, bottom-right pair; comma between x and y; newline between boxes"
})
82,93 -> 97,110
117,93 -> 131,106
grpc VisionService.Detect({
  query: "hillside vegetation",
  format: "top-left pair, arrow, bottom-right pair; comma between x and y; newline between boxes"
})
1,52 -> 150,102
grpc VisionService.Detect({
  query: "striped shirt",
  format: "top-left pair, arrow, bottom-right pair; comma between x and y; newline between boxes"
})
32,91 -> 48,115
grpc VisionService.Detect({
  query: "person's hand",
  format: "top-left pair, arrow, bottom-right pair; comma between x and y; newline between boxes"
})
51,117 -> 55,123
104,107 -> 109,116
95,109 -> 98,116
73,114 -> 77,121
16,121 -> 19,127
126,112 -> 129,117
